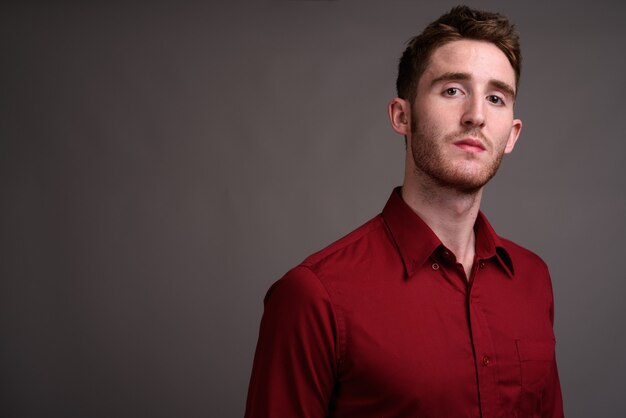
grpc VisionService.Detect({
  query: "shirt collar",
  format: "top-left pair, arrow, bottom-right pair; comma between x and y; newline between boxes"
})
474,210 -> 515,277
381,187 -> 515,278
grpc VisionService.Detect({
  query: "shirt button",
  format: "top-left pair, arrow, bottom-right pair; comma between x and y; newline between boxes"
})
479,261 -> 486,269
431,263 -> 439,271
482,355 -> 490,366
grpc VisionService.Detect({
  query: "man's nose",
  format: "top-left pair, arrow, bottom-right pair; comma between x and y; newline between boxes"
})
461,96 -> 485,128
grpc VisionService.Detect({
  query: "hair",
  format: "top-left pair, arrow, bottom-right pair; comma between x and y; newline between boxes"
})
396,5 -> 521,105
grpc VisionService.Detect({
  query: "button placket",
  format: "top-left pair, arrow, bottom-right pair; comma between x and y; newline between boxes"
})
468,300 -> 499,417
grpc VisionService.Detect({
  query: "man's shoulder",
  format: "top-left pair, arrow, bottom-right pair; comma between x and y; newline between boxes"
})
265,212 -> 399,306
299,214 -> 389,274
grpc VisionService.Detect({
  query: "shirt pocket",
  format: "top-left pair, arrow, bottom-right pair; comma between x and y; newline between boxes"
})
515,338 -> 555,397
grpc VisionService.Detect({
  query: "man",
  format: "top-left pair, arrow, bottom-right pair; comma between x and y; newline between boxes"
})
246,5 -> 563,418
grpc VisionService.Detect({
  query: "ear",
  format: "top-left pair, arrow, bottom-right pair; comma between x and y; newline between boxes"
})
388,98 -> 411,136
504,118 -> 522,154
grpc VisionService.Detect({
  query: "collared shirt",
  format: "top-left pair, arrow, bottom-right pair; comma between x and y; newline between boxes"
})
245,188 -> 564,418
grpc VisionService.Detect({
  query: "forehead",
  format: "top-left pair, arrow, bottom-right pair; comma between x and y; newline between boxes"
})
421,39 -> 516,89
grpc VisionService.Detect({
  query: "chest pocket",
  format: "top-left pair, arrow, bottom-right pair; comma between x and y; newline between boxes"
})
515,338 -> 555,398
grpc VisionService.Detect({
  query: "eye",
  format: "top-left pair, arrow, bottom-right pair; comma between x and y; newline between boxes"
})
444,87 -> 460,96
487,95 -> 505,105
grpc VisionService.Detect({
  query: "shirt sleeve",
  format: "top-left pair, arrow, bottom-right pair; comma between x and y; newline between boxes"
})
244,265 -> 338,418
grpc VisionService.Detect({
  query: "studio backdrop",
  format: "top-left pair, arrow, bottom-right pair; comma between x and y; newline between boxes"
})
1,1 -> 625,417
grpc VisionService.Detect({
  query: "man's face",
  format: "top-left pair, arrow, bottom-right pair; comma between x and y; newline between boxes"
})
408,39 -> 522,193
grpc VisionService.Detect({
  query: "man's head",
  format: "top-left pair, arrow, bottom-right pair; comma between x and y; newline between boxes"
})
388,6 -> 523,194
396,5 -> 521,106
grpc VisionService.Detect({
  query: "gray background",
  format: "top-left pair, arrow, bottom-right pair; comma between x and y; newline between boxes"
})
2,0 -> 625,417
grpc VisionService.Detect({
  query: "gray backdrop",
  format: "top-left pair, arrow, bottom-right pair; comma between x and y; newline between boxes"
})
2,0 -> 625,417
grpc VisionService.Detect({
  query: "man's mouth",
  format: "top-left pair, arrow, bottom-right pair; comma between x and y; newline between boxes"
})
453,138 -> 486,153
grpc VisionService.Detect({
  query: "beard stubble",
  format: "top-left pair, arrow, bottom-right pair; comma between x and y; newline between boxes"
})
410,115 -> 506,194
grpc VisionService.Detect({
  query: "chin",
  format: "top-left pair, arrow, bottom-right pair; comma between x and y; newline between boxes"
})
437,168 -> 496,193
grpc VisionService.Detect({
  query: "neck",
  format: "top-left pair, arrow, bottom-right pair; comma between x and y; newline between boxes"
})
402,170 -> 483,277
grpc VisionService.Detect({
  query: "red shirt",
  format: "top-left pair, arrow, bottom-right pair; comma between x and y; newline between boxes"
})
245,188 -> 563,418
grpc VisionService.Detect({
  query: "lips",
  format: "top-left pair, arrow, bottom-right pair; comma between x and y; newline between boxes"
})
453,138 -> 486,153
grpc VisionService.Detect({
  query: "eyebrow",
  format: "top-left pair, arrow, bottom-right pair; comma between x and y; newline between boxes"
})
430,72 -> 517,99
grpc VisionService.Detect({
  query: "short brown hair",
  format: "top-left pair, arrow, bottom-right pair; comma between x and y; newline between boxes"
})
396,5 -> 521,105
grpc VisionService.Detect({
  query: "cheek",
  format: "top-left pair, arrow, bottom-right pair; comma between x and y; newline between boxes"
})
497,122 -> 514,142
418,107 -> 454,134
486,113 -> 515,142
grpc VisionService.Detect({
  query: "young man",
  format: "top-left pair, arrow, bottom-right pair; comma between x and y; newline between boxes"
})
246,6 -> 564,418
